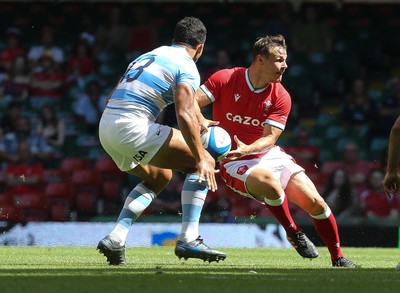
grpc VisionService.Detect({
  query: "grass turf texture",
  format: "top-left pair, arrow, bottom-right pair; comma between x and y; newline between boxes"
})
1,247 -> 400,292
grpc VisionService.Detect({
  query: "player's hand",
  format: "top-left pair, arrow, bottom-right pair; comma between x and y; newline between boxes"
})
224,135 -> 250,161
382,172 -> 400,198
199,118 -> 219,134
197,152 -> 219,192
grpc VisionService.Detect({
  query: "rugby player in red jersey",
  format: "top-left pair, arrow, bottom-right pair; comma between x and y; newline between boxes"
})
195,35 -> 355,267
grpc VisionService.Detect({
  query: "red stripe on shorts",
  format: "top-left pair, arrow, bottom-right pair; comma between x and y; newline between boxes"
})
219,163 -> 248,195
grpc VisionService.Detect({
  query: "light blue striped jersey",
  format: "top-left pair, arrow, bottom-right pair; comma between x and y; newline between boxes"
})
106,45 -> 200,121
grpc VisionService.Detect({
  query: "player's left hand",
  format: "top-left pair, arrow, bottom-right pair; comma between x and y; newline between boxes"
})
382,172 -> 400,198
224,135 -> 250,161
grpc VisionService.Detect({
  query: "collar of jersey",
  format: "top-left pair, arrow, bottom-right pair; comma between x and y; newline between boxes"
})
245,69 -> 269,93
171,44 -> 190,57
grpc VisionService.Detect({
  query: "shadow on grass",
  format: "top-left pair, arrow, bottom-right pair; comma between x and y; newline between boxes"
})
0,266 -> 397,275
1,267 -> 400,293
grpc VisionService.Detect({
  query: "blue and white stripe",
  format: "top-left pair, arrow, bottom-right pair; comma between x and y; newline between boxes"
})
107,45 -> 200,121
117,183 -> 156,229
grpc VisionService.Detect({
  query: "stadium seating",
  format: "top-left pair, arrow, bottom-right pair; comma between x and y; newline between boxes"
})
70,169 -> 99,216
0,205 -> 23,222
11,192 -> 46,209
45,182 -> 73,221
0,192 -> 9,205
11,192 -> 48,222
368,137 -> 388,160
49,202 -> 71,221
94,156 -> 121,175
71,169 -> 97,186
60,157 -> 90,178
0,1 -> 397,222
95,156 -> 125,201
74,191 -> 98,216
100,180 -> 121,201
42,168 -> 65,183
44,182 -> 73,203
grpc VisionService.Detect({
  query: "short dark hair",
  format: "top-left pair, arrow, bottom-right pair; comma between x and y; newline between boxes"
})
172,17 -> 207,48
252,35 -> 287,60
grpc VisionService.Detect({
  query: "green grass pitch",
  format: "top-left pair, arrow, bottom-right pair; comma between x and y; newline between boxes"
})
1,246 -> 400,292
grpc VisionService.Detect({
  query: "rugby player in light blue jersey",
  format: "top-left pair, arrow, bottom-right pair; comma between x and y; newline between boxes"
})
97,17 -> 226,265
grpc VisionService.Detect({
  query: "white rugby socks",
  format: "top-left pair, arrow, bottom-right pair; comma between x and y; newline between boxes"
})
179,173 -> 208,242
109,183 -> 155,245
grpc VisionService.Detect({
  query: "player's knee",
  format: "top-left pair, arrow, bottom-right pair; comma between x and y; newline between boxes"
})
310,198 -> 327,214
251,194 -> 265,202
247,170 -> 282,199
156,169 -> 173,187
143,169 -> 172,194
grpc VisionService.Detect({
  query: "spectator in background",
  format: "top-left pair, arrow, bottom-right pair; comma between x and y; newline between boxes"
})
197,49 -> 234,123
0,101 -> 23,134
379,76 -> 400,138
29,54 -> 65,110
27,27 -> 65,70
285,127 -> 320,173
359,169 -> 399,222
0,55 -> 31,103
262,1 -> 293,46
322,168 -> 358,221
340,78 -> 378,142
0,116 -> 55,164
126,4 -> 158,60
65,37 -> 96,90
36,105 -> 65,148
73,80 -> 107,134
0,27 -> 25,73
79,14 -> 97,48
4,141 -> 44,196
340,141 -> 372,196
291,5 -> 333,53
95,6 -> 129,56
203,49 -> 233,80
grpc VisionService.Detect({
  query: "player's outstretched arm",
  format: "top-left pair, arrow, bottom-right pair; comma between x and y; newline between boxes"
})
225,124 -> 283,161
194,99 -> 219,133
174,83 -> 218,191
194,88 -> 219,133
383,115 -> 400,198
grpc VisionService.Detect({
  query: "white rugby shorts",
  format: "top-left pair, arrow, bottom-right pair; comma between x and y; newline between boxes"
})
99,108 -> 171,171
219,146 -> 304,198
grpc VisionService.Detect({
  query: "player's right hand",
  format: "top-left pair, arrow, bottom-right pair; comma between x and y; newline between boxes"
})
199,118 -> 219,134
197,152 -> 218,192
382,172 -> 400,198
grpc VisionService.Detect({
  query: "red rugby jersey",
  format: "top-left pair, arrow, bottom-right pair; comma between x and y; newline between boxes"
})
201,67 -> 291,150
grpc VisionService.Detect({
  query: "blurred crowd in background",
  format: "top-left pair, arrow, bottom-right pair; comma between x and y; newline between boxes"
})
0,1 -> 399,225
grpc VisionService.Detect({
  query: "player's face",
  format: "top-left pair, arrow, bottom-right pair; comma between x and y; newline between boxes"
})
262,46 -> 287,83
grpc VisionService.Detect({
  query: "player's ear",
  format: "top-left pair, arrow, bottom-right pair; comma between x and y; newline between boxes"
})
258,54 -> 265,64
193,43 -> 204,63
196,43 -> 204,56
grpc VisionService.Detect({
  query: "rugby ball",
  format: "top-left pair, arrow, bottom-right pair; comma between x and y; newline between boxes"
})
201,126 -> 231,162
